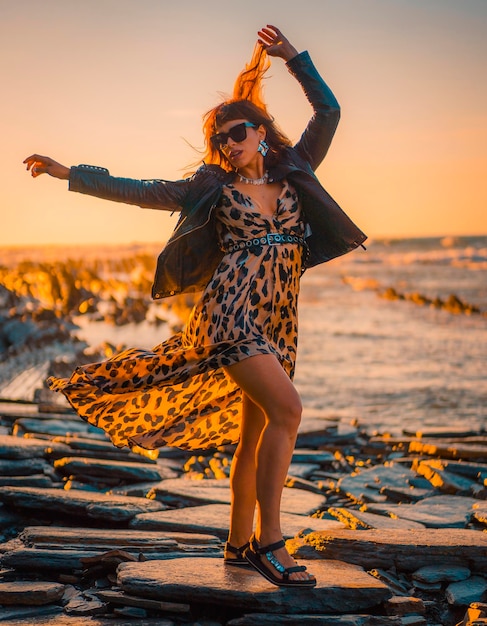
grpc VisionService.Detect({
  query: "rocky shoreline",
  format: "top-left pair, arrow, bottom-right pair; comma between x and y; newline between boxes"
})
0,400 -> 486,625
0,248 -> 486,624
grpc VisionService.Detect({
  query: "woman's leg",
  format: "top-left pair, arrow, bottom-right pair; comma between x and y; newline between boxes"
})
224,354 -> 314,582
225,395 -> 265,556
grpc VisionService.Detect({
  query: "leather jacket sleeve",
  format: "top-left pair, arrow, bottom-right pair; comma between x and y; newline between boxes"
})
286,51 -> 340,171
68,165 -> 190,212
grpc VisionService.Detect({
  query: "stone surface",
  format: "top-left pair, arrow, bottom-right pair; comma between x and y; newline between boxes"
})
0,580 -> 65,605
409,440 -> 487,462
0,434 -> 71,459
328,507 -> 425,530
145,478 -> 327,515
416,460 -> 479,495
472,502 -> 487,526
337,465 -> 420,505
53,456 -> 178,482
118,557 -> 392,614
129,503 -> 344,538
365,495 -> 477,528
228,615 -> 402,625
20,525 -> 220,549
0,486 -> 164,522
289,528 -> 487,572
412,564 -> 471,584
95,589 -> 190,614
383,596 -> 426,616
446,576 -> 487,606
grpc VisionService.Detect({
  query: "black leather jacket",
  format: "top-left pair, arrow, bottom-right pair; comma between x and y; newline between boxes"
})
69,51 -> 367,299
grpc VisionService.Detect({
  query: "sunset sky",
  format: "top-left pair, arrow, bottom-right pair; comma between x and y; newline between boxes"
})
2,0 -> 486,246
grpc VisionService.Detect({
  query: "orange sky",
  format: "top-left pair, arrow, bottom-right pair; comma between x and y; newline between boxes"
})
1,0 -> 486,246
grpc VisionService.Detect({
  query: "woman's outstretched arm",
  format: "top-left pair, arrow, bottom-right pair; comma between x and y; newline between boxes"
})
23,153 -> 190,212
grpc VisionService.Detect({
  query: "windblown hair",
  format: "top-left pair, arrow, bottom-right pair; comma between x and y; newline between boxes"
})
193,44 -> 292,173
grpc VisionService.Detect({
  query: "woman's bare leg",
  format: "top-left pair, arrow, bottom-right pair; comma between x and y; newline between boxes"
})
225,354 -> 314,583
225,395 -> 265,556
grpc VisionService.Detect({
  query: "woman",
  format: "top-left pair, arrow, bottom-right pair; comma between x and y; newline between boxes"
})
24,25 -> 366,588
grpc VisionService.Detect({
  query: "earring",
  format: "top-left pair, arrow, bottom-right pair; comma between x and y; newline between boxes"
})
258,139 -> 269,157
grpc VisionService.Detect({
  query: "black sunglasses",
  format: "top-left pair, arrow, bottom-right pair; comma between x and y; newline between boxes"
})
210,122 -> 258,151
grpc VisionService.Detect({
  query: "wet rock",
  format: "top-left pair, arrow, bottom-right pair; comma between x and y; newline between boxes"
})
117,557 -> 392,615
53,457 -> 178,483
145,478 -> 327,515
445,576 -> 487,606
412,564 -> 471,584
0,580 -> 65,605
129,503 -> 344,539
0,486 -> 164,522
289,528 -> 487,572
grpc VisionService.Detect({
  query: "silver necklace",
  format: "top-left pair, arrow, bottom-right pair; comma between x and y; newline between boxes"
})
237,171 -> 269,186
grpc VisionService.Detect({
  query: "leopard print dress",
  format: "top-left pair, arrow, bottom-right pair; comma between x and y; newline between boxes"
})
48,180 -> 305,451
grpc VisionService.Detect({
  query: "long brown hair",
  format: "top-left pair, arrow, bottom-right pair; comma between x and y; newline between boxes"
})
191,44 -> 292,173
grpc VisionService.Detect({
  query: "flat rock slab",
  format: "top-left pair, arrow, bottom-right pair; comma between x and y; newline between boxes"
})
328,507 -> 425,530
150,478 -> 327,514
118,557 -> 391,614
0,486 -> 164,522
21,525 -> 220,549
53,457 -> 178,482
228,614 -> 402,625
13,417 -> 104,438
409,440 -> 487,461
0,434 -> 71,459
337,465 -> 420,505
130,503 -> 344,539
365,494 -> 478,528
290,528 -> 487,573
0,580 -> 66,605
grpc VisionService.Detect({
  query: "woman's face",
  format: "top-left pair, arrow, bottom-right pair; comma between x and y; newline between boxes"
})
214,118 -> 265,169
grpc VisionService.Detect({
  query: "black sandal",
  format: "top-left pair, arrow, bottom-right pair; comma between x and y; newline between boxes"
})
244,535 -> 316,588
224,541 -> 251,567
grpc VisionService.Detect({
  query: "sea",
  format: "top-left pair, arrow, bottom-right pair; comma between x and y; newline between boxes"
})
72,235 -> 487,437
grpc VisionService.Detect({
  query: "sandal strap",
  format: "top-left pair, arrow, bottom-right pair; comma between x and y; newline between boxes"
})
225,541 -> 250,558
254,538 -> 286,554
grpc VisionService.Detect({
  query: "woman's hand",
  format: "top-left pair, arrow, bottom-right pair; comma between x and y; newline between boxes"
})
23,154 -> 70,180
257,25 -> 299,63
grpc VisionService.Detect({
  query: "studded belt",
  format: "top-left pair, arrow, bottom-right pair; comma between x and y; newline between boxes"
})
222,232 -> 306,254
